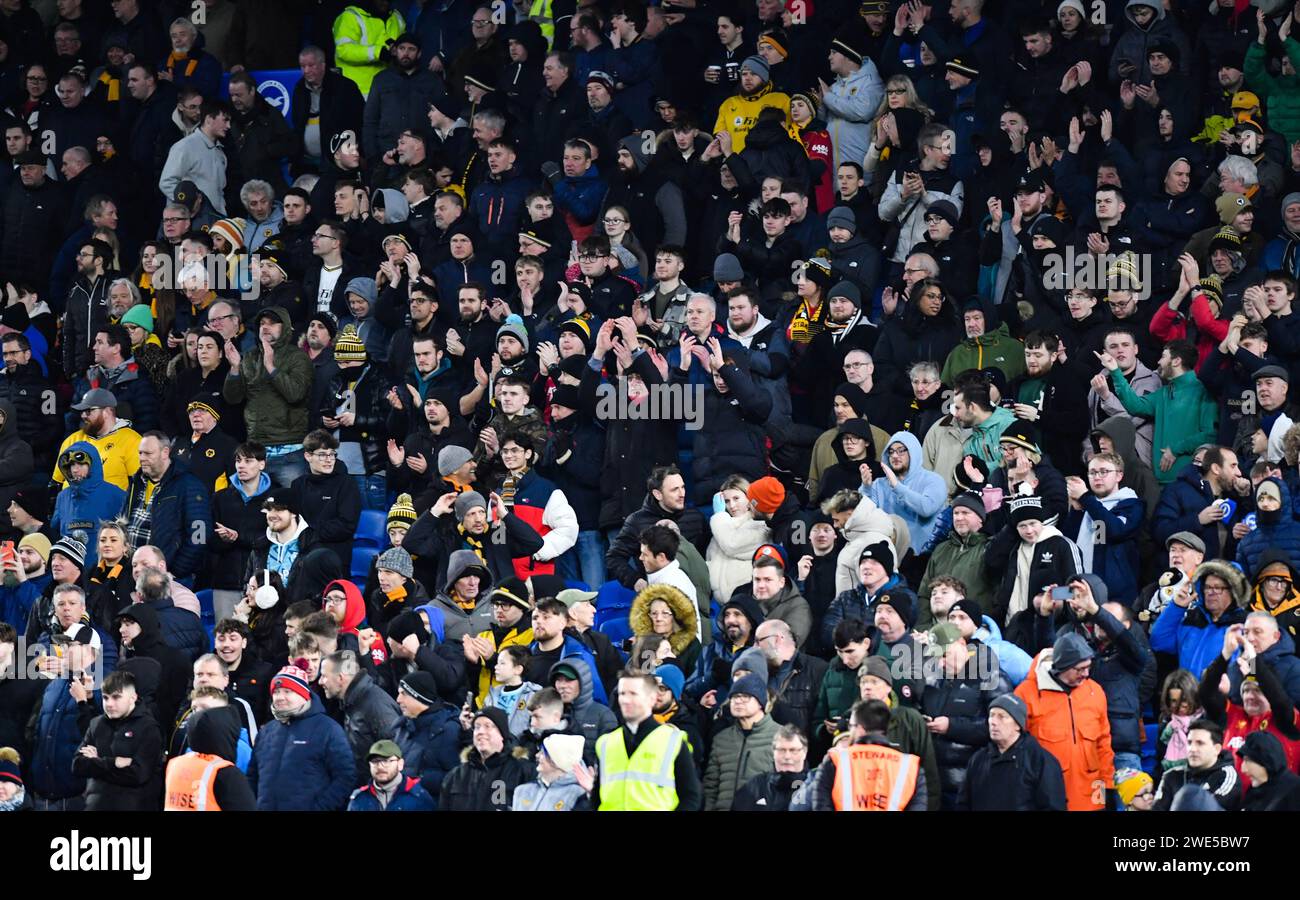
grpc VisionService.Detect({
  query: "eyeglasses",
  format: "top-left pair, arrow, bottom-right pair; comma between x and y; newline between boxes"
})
312,233 -> 337,241
1086,468 -> 1116,477
471,18 -> 492,25
902,267 -> 928,275
208,312 -> 237,323
843,361 -> 869,369
500,446 -> 526,456
1265,576 -> 1291,587
1204,585 -> 1230,594
162,216 -> 188,225
309,450 -> 337,460
578,253 -> 601,261
887,447 -> 909,456
603,217 -> 626,225
886,88 -> 907,95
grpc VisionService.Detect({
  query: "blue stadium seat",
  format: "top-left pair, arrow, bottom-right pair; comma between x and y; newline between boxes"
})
195,589 -> 215,649
351,546 -> 379,582
596,579 -> 635,612
599,617 -> 633,646
564,579 -> 591,592
355,510 -> 387,548
1139,723 -> 1159,775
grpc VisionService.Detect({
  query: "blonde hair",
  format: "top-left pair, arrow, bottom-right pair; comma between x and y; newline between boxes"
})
871,75 -> 933,123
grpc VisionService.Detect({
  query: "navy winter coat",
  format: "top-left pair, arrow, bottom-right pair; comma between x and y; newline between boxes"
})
393,704 -> 462,804
248,694 -> 356,811
29,680 -> 99,800
1236,478 -> 1300,579
347,775 -> 437,811
121,458 -> 213,581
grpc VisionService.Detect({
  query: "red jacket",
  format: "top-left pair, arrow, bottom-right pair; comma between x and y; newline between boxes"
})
1150,291 -> 1229,370
798,124 -> 834,214
1224,703 -> 1300,788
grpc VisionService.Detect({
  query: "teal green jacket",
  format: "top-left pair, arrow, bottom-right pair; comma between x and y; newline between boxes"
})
1244,39 -> 1300,145
963,404 -> 1015,471
1109,368 -> 1216,484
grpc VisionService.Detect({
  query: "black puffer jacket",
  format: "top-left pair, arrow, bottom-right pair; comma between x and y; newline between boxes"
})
768,651 -> 828,740
1240,732 -> 1300,811
0,400 -> 32,534
872,297 -> 962,398
438,744 -> 536,811
323,363 -> 392,475
0,175 -> 66,295
919,645 -> 1004,801
339,670 -> 402,787
956,730 -> 1067,810
730,118 -> 813,186
677,354 -> 773,507
72,703 -> 164,811
731,769 -> 810,811
604,493 -> 711,590
117,601 -> 193,727
231,92 -> 298,198
289,70 -> 364,177
594,356 -> 681,531
290,462 -> 362,569
0,362 -> 59,468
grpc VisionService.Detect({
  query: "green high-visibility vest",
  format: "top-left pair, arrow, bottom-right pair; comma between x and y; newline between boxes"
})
527,0 -> 555,48
595,724 -> 684,811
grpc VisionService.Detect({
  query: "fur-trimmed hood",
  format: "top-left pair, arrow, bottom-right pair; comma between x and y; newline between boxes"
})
630,583 -> 699,654
458,744 -> 532,764
1193,559 -> 1251,610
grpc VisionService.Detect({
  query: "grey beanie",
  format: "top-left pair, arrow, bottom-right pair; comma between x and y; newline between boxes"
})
345,276 -> 378,305
1050,632 -> 1095,675
828,280 -> 861,307
740,55 -> 770,83
1074,572 -> 1109,606
990,693 -> 1027,729
826,206 -> 857,235
496,319 -> 530,353
454,490 -> 488,521
610,244 -> 638,272
437,444 -> 474,477
1283,192 -> 1300,214
376,546 -> 414,579
713,252 -> 745,283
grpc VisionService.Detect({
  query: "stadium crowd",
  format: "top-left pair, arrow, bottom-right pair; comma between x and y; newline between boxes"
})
1,0 -> 1300,813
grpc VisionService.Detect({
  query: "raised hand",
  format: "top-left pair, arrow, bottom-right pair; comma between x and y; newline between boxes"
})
986,196 -> 1003,228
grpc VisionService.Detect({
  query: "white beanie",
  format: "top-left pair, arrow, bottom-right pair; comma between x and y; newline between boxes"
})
1057,0 -> 1086,18
542,733 -> 586,774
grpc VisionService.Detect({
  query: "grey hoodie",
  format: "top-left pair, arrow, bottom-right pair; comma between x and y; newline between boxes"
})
511,771 -> 589,811
549,657 -> 617,763
430,549 -> 494,642
1108,0 -> 1191,84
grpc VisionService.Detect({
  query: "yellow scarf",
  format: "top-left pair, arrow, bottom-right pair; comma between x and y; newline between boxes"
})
458,524 -> 486,563
167,52 -> 199,79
